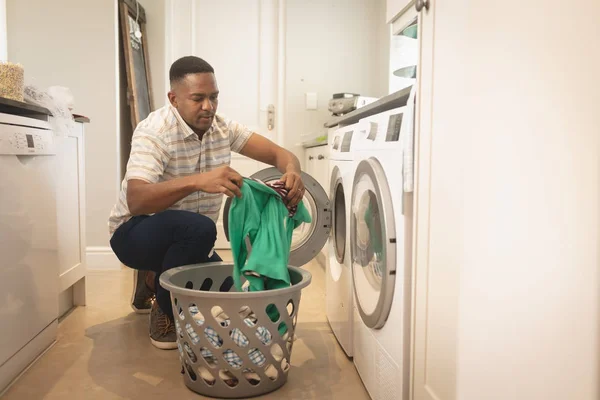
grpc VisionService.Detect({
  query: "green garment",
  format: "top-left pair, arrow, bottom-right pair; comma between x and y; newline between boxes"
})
228,178 -> 312,293
364,199 -> 383,256
228,178 -> 312,336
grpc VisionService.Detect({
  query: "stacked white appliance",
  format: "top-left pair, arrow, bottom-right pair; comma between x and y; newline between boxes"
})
325,123 -> 360,357
350,94 -> 415,400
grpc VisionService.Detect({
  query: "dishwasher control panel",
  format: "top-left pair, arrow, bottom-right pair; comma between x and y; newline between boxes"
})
0,123 -> 56,155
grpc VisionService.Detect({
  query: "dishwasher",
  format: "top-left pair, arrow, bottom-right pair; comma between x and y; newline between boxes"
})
0,113 -> 59,393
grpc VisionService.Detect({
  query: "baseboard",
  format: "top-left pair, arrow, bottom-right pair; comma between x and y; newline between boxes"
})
86,246 -> 122,271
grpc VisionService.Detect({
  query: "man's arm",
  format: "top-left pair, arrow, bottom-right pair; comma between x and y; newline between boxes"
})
239,133 -> 305,206
125,129 -> 244,216
127,176 -> 198,216
127,167 -> 243,216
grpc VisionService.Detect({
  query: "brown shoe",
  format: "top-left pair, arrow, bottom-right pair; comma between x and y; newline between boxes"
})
149,300 -> 177,350
131,270 -> 155,314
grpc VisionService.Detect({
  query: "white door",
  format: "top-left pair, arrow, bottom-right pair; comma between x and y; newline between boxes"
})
411,0 -> 460,398
165,0 -> 281,249
388,1 -> 459,398
412,0 -> 600,399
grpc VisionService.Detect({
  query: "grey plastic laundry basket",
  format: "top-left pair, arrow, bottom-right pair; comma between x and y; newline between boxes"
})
159,262 -> 312,399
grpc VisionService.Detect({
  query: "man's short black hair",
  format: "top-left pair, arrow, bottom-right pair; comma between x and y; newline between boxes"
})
169,56 -> 214,84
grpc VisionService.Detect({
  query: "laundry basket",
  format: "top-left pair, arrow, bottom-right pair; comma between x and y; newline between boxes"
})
159,262 -> 312,399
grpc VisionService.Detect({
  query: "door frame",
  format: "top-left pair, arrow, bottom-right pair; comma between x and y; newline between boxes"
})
411,0 -> 462,398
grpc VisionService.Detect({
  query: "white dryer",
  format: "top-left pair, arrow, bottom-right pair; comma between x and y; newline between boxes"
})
325,123 -> 359,357
350,101 -> 415,400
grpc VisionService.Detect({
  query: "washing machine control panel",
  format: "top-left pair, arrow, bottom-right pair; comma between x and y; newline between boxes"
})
0,124 -> 56,155
331,123 -> 360,155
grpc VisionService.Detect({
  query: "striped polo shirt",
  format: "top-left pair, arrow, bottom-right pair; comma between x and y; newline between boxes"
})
108,104 -> 253,236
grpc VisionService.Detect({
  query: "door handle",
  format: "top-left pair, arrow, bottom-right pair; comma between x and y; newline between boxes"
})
317,154 -> 325,160
308,156 -> 314,160
415,0 -> 430,12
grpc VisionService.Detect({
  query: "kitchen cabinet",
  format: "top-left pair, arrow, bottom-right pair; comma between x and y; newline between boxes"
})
409,1 -> 600,399
304,145 -> 329,198
54,120 -> 87,318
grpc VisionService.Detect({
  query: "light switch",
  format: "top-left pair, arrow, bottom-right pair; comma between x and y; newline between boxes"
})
305,92 -> 318,110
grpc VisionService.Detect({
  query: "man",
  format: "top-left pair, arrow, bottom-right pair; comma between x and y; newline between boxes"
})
108,56 -> 306,349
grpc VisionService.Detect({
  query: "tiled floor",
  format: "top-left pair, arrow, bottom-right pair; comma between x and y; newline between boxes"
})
2,253 -> 369,400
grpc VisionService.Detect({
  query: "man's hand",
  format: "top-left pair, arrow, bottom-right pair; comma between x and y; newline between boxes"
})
197,166 -> 243,198
281,170 -> 305,207
237,132 -> 305,206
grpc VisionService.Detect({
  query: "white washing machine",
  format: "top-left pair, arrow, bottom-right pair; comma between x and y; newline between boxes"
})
325,123 -> 359,357
350,101 -> 415,400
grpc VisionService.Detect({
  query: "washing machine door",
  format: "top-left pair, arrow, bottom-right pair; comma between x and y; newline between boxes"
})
351,157 -> 397,329
330,165 -> 347,265
223,167 -> 331,267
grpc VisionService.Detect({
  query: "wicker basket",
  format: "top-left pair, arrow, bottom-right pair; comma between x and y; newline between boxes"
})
0,62 -> 24,102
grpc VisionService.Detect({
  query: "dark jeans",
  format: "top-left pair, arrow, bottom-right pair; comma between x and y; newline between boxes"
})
110,210 -> 222,319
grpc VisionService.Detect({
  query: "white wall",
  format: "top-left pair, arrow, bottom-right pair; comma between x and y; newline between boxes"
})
0,0 -> 6,61
457,1 -> 600,397
284,0 -> 389,154
7,0 -> 120,269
